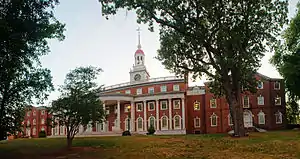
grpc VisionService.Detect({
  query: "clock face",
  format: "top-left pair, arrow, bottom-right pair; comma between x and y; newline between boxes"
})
134,74 -> 141,81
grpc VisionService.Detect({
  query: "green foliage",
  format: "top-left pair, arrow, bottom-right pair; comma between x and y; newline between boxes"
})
0,0 -> 65,140
50,66 -> 105,147
286,100 -> 300,124
147,125 -> 155,135
38,130 -> 47,138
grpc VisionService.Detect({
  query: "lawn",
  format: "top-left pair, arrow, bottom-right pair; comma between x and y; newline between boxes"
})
0,130 -> 300,159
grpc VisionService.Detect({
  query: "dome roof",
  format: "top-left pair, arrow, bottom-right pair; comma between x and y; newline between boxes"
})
135,49 -> 144,55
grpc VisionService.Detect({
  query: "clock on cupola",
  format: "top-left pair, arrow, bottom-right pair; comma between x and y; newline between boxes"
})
134,74 -> 142,81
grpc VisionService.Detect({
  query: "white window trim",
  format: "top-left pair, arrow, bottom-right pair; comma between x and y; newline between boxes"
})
257,95 -> 265,105
32,127 -> 36,135
136,117 -> 144,131
243,96 -> 250,108
194,117 -> 201,128
160,101 -> 168,110
161,116 -> 169,130
173,115 -> 181,129
125,90 -> 131,94
228,114 -> 233,126
41,119 -> 45,125
148,87 -> 154,94
274,81 -> 280,90
194,101 -> 200,110
136,103 -> 143,112
257,81 -> 264,89
275,111 -> 283,124
258,110 -> 266,125
210,98 -> 217,108
124,104 -> 130,112
41,110 -> 45,115
124,117 -> 130,131
33,111 -> 36,116
60,126 -> 64,135
148,116 -> 156,129
33,119 -> 36,125
173,100 -> 181,109
160,85 -> 167,92
275,96 -> 281,106
210,113 -> 218,127
136,88 -> 142,95
173,84 -> 180,91
105,109 -> 110,115
148,102 -> 155,111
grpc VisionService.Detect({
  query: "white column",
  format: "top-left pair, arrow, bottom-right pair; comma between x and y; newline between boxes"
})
156,100 -> 159,131
181,98 -> 185,129
117,100 -> 121,130
131,101 -> 135,132
143,101 -> 147,131
168,98 -> 172,130
103,102 -> 106,132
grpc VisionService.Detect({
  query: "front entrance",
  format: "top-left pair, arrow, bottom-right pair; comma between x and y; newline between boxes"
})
243,111 -> 253,128
125,118 -> 130,131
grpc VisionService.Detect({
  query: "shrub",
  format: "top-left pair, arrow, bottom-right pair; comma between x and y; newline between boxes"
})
39,130 -> 46,138
147,125 -> 155,135
122,130 -> 131,136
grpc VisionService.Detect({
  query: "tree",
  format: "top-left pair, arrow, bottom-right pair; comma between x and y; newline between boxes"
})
0,0 -> 65,140
99,0 -> 288,137
50,66 -> 105,149
271,2 -> 300,124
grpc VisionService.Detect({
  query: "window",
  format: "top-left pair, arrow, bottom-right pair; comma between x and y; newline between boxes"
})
174,115 -> 181,129
210,98 -> 217,108
136,88 -> 142,95
41,119 -> 45,125
210,113 -> 217,127
173,84 -> 180,91
228,114 -> 233,126
274,81 -> 280,90
27,111 -> 30,117
161,116 -> 168,130
275,111 -> 282,124
27,120 -> 30,126
125,118 -> 130,131
137,117 -> 143,131
243,96 -> 250,108
60,126 -> 64,135
160,101 -> 168,110
275,96 -> 281,105
160,85 -> 167,92
257,81 -> 263,89
148,116 -> 155,129
194,117 -> 201,128
33,111 -> 36,116
125,90 -> 131,94
257,95 -> 264,105
124,104 -> 130,112
136,103 -> 143,112
33,119 -> 36,125
148,102 -> 155,111
258,110 -> 265,125
173,100 -> 180,109
148,87 -> 154,94
194,101 -> 200,110
33,127 -> 36,135
41,110 -> 45,115
105,109 -> 110,115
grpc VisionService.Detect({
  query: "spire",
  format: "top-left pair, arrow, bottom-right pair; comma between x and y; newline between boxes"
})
137,26 -> 141,49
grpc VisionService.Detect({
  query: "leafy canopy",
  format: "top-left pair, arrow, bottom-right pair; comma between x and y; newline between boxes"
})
0,0 -> 65,139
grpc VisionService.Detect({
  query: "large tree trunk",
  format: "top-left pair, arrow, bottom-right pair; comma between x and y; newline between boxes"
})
67,136 -> 73,149
230,97 -> 246,137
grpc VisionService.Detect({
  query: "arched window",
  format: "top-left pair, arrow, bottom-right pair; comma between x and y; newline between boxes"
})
148,116 -> 155,129
124,118 -> 130,131
258,110 -> 265,125
173,115 -> 181,129
60,126 -> 64,135
136,117 -> 143,131
210,113 -> 217,127
243,110 -> 253,127
228,113 -> 233,126
161,116 -> 168,130
275,111 -> 282,124
33,119 -> 36,125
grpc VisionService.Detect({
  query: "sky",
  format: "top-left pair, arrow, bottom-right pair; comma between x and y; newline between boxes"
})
39,0 -> 299,106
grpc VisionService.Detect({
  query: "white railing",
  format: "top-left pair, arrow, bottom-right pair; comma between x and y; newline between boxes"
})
104,76 -> 184,90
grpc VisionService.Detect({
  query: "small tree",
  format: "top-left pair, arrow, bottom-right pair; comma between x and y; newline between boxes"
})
50,66 -> 105,148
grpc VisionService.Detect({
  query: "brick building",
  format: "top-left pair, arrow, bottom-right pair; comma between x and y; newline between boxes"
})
50,32 -> 286,137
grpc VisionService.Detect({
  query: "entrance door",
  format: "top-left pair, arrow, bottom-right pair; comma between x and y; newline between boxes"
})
243,111 -> 253,128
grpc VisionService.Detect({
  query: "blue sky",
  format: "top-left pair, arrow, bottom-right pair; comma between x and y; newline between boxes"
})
39,0 -> 299,105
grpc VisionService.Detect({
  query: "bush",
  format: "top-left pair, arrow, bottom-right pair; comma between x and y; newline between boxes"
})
147,125 -> 155,135
122,130 -> 131,136
39,130 -> 46,138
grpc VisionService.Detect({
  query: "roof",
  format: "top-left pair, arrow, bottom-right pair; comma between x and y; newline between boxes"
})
135,49 -> 144,55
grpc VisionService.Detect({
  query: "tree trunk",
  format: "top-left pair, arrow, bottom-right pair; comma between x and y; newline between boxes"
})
67,136 -> 73,149
230,97 -> 246,137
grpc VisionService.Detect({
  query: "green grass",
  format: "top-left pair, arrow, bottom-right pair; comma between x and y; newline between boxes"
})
0,130 -> 300,159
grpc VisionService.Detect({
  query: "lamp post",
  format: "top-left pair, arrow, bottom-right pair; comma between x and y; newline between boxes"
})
127,105 -> 131,131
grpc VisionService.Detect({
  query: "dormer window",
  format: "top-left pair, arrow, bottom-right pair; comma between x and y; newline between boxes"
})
274,81 -> 280,90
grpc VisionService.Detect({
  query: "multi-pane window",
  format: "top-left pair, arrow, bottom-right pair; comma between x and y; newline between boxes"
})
136,103 -> 143,111
210,98 -> 217,108
149,116 -> 155,129
148,102 -> 155,111
174,115 -> 181,129
33,127 -> 36,135
173,84 -> 180,91
194,117 -> 201,128
274,81 -> 280,90
41,119 -> 45,125
160,85 -> 167,92
257,95 -> 264,105
258,111 -> 265,125
137,117 -> 143,130
125,90 -> 131,94
257,81 -> 264,89
148,87 -> 154,94
33,119 -> 36,125
160,101 -> 168,110
161,116 -> 168,130
243,96 -> 250,108
136,88 -> 142,95
194,101 -> 200,110
173,100 -> 180,109
228,114 -> 233,126
210,113 -> 217,126
275,111 -> 282,124
27,120 -> 30,126
275,96 -> 281,105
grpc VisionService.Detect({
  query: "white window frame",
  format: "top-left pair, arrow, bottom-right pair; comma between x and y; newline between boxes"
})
210,98 -> 217,108
160,85 -> 167,92
27,120 -> 30,126
173,100 -> 180,109
32,127 -> 36,135
41,119 -> 45,125
228,114 -> 233,126
105,109 -> 110,115
33,119 -> 36,125
258,110 -> 265,125
60,126 -> 64,135
161,116 -> 168,130
173,84 -> 180,91
136,103 -> 143,112
275,96 -> 281,105
274,81 -> 280,90
210,113 -> 218,127
257,81 -> 264,89
27,111 -> 30,117
41,110 -> 45,115
41,127 -> 45,132
33,111 -> 36,116
124,104 -> 130,112
160,101 -> 168,110
148,116 -> 156,129
194,101 -> 200,110
173,115 -> 181,129
125,90 -> 131,94
136,117 -> 143,131
136,88 -> 142,95
124,117 -> 130,131
257,95 -> 265,105
148,87 -> 154,94
243,96 -> 250,108
148,102 -> 155,111
194,117 -> 201,128
275,111 -> 283,124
